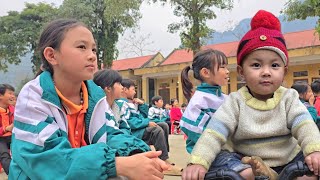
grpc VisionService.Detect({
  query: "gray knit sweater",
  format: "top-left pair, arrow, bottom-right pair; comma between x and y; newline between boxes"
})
190,86 -> 320,169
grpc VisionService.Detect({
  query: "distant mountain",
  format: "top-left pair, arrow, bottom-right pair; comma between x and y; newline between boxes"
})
206,16 -> 319,45
0,54 -> 33,89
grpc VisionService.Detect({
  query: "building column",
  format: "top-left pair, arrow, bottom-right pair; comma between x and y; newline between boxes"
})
178,74 -> 184,104
142,76 -> 149,103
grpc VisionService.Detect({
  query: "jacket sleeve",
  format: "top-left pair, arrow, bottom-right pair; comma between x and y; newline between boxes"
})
307,106 -> 318,122
126,106 -> 149,130
189,94 -> 239,169
138,103 -> 149,118
180,102 -> 213,154
11,90 -> 118,179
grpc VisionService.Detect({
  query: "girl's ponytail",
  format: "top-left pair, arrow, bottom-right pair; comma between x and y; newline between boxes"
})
181,66 -> 193,101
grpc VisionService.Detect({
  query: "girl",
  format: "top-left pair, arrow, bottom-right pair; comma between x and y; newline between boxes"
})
10,19 -> 167,180
169,98 -> 182,134
179,49 -> 230,153
93,69 -> 132,134
291,81 -> 318,121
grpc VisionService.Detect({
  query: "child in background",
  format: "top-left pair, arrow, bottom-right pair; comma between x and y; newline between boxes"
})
183,10 -> 320,180
164,103 -> 172,134
116,78 -> 182,175
0,84 -> 15,175
179,48 -> 229,154
291,81 -> 318,121
169,98 -> 182,134
148,96 -> 170,153
311,80 -> 320,116
181,103 -> 187,113
10,19 -> 167,180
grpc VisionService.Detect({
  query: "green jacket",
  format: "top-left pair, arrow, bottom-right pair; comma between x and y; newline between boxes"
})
9,71 -> 149,180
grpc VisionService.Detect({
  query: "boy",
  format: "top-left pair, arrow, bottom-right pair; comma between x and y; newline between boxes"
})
182,10 -> 320,180
116,79 -> 182,175
311,80 -> 320,116
148,95 -> 170,150
0,84 -> 15,175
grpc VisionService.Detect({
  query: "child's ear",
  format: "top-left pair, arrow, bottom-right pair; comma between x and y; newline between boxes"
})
200,68 -> 210,79
237,65 -> 245,81
103,87 -> 111,93
43,47 -> 58,66
284,66 -> 288,76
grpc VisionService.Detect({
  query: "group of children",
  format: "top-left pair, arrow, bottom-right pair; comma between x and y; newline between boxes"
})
180,10 -> 320,180
1,9 -> 320,180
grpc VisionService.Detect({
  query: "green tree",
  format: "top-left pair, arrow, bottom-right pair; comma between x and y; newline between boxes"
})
60,0 -> 143,68
0,3 -> 58,72
282,0 -> 320,35
152,0 -> 233,54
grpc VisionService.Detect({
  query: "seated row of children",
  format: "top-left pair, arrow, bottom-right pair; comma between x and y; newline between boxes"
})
93,70 -> 183,176
180,10 -> 320,180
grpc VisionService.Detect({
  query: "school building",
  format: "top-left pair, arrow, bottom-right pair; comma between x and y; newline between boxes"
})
112,29 -> 320,104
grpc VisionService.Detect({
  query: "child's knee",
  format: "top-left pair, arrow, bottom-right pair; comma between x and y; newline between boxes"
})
239,168 -> 255,180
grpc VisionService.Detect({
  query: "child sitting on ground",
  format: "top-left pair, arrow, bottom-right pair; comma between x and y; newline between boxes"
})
179,49 -> 229,154
182,10 -> 320,180
291,81 -> 318,122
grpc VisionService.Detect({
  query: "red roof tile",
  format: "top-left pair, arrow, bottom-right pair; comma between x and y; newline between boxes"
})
161,29 -> 320,65
112,55 -> 155,71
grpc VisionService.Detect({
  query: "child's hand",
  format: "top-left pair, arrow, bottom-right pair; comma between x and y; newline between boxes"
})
5,124 -> 13,132
116,151 -> 165,180
182,164 -> 207,180
305,151 -> 320,175
309,95 -> 315,106
149,122 -> 158,127
133,98 -> 144,104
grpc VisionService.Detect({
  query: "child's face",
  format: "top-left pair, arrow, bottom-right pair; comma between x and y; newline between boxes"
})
237,49 -> 287,101
123,86 -> 136,100
155,99 -> 164,108
173,99 -> 179,107
303,86 -> 314,101
50,26 -> 97,82
203,63 -> 229,86
0,89 -> 15,106
165,104 -> 170,110
111,82 -> 123,100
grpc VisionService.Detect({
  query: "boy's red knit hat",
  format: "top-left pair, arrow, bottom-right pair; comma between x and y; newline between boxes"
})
237,10 -> 288,66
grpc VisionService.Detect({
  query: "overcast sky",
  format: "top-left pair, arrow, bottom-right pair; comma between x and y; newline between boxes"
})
1,0 -> 288,59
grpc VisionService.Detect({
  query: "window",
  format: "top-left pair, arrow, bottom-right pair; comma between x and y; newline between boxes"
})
293,71 -> 308,77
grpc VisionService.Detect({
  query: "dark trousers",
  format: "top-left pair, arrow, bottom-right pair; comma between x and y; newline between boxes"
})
0,136 -> 11,175
156,122 -> 170,152
142,126 -> 169,160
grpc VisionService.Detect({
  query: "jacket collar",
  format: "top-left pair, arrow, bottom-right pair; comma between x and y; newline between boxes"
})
196,83 -> 222,96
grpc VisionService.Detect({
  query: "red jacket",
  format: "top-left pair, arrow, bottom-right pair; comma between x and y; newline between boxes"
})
170,107 -> 182,122
0,105 -> 14,137
315,96 -> 320,116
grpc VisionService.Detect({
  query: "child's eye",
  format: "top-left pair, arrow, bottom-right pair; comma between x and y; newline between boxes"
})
78,45 -> 86,49
251,63 -> 260,67
271,63 -> 280,67
92,48 -> 97,53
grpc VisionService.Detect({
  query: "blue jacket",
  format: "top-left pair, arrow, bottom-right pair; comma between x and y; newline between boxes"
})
9,71 -> 149,180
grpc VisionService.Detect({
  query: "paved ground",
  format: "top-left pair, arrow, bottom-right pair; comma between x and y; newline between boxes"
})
0,135 -> 188,180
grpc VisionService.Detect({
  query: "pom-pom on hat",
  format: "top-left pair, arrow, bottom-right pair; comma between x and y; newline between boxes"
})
237,10 -> 288,66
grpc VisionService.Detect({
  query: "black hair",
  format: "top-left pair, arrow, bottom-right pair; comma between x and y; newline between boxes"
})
93,69 -> 122,89
311,80 -> 320,94
0,84 -> 15,95
121,79 -> 135,89
181,103 -> 187,108
170,98 -> 177,105
181,49 -> 228,101
291,81 -> 309,95
151,95 -> 162,105
35,19 -> 89,77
